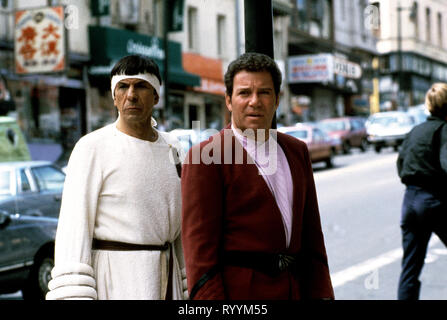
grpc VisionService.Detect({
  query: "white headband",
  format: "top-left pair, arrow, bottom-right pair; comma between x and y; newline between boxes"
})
111,73 -> 161,99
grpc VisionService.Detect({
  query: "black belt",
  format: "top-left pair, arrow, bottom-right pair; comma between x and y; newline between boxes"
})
92,239 -> 170,251
222,250 -> 301,277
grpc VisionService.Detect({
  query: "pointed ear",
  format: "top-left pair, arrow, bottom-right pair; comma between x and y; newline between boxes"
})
225,93 -> 232,112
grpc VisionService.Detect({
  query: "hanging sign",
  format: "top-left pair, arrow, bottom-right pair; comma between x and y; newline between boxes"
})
15,6 -> 66,74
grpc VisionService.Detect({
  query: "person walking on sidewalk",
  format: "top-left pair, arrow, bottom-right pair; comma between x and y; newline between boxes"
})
46,55 -> 187,300
181,52 -> 334,300
397,82 -> 447,300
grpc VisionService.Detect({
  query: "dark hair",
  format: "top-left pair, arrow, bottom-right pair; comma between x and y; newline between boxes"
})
224,52 -> 282,97
110,55 -> 162,85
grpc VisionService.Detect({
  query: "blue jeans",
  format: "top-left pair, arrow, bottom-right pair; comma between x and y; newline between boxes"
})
398,185 -> 447,300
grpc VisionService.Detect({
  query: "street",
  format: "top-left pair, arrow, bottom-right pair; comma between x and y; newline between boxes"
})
1,147 -> 446,301
315,148 -> 447,300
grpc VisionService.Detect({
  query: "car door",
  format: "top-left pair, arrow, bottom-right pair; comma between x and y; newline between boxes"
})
29,165 -> 65,218
0,168 -> 17,217
0,211 -> 35,281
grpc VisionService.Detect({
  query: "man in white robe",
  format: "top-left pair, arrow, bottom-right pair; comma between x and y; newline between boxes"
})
46,55 -> 186,300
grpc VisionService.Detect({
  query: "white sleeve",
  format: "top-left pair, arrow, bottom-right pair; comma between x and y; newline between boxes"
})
46,138 -> 103,300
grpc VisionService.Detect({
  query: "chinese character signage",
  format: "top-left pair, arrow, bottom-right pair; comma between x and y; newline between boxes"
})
15,6 -> 66,74
288,54 -> 334,83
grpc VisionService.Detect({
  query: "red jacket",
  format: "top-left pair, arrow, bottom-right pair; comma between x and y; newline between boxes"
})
181,127 -> 334,300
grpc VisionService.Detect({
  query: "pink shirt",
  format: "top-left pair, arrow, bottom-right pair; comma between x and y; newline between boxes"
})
232,126 -> 294,247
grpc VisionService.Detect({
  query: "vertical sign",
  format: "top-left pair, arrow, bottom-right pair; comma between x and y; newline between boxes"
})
15,6 -> 66,74
91,0 -> 110,17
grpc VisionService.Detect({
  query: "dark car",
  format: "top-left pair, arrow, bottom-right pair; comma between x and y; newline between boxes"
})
0,210 -> 57,299
0,161 -> 65,218
319,117 -> 368,154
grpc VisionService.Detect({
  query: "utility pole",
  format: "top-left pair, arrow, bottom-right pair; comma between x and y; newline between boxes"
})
244,0 -> 276,127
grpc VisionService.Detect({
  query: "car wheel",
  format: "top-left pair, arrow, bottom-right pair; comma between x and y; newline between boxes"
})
374,145 -> 382,153
342,141 -> 351,154
325,151 -> 333,168
360,139 -> 368,152
22,255 -> 54,300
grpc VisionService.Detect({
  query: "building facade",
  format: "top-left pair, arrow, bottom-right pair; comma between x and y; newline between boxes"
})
286,0 -> 379,122
373,0 -> 447,109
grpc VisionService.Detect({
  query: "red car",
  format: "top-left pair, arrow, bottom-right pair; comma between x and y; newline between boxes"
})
278,124 -> 333,168
319,117 -> 368,154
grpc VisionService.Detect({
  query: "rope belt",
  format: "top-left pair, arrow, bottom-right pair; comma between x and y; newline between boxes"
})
92,238 -> 174,299
92,239 -> 170,251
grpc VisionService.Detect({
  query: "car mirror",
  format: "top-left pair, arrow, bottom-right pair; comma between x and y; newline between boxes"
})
0,210 -> 11,227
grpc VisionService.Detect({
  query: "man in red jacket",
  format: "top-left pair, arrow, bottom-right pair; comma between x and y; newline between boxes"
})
181,52 -> 334,300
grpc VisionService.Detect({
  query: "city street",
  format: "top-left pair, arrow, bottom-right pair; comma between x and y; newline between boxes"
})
2,147 -> 446,301
315,148 -> 447,300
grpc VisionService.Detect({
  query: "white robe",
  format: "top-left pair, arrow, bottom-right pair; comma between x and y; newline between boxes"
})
46,121 -> 187,300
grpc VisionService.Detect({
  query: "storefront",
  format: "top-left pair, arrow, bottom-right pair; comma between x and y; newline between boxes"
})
87,25 -> 201,131
182,53 -> 227,130
287,53 -> 363,121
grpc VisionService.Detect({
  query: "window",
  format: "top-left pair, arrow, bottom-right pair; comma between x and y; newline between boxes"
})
19,170 -> 31,193
410,2 -> 418,40
31,166 -> 65,192
187,7 -> 198,51
426,7 -> 431,43
217,15 -> 226,57
438,12 -> 443,48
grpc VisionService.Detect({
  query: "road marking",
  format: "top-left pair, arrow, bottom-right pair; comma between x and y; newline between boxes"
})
315,153 -> 398,181
330,235 -> 441,288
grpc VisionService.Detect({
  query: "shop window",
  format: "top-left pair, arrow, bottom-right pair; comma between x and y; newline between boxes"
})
167,93 -> 184,130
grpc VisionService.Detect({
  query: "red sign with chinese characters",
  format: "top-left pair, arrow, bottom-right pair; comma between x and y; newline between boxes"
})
15,6 -> 65,74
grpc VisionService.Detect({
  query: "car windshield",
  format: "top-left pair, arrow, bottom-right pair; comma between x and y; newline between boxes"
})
321,120 -> 347,132
370,115 -> 413,126
286,130 -> 308,139
0,170 -> 11,195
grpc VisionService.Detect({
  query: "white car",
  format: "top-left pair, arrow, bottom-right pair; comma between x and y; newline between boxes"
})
365,111 -> 415,153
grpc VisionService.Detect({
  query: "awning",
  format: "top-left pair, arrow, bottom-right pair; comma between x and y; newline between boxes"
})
182,52 -> 225,96
88,25 -> 200,87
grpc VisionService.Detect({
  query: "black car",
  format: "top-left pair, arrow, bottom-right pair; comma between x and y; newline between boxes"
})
0,161 -> 65,218
0,209 -> 57,299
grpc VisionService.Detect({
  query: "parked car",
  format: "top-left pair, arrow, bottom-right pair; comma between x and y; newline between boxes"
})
0,209 -> 57,300
365,111 -> 415,153
279,124 -> 334,168
0,161 -> 65,218
0,116 -> 31,162
318,117 -> 368,154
